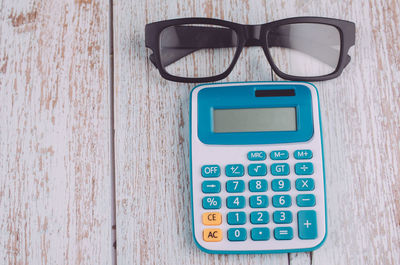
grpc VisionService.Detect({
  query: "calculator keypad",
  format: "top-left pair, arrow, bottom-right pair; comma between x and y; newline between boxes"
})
199,149 -> 319,243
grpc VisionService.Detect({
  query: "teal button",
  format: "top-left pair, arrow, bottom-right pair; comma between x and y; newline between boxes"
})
227,211 -> 246,225
271,179 -> 291,191
273,211 -> 293,224
248,164 -> 267,176
251,228 -> 270,241
272,195 -> 292,208
201,165 -> 220,177
295,162 -> 314,175
228,228 -> 247,241
202,196 -> 221,209
298,210 -> 318,239
202,181 -> 221,193
249,195 -> 268,208
247,151 -> 266,161
250,211 -> 269,224
225,164 -> 244,177
270,163 -> 290,176
226,180 -> 245,193
274,227 -> 293,240
294,149 -> 313,159
295,178 -> 315,191
226,196 -> 245,209
270,150 -> 289,160
296,194 -> 316,207
248,179 -> 268,192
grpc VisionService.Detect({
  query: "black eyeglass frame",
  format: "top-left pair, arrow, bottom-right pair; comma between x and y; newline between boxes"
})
145,17 -> 355,83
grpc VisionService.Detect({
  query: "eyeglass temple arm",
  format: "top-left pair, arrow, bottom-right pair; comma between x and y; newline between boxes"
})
157,26 -> 348,69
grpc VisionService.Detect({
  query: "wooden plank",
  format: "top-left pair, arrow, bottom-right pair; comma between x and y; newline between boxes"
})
0,0 -> 113,264
269,0 -> 400,264
113,0 -> 289,264
114,0 -> 400,264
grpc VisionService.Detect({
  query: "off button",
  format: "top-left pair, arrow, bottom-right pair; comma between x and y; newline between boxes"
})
202,212 -> 222,225
201,165 -> 220,177
203,228 -> 222,242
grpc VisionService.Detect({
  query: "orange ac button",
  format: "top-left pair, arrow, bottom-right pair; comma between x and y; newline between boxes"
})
203,228 -> 222,242
202,212 -> 222,225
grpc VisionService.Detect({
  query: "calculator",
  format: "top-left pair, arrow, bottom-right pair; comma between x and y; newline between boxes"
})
189,82 -> 327,254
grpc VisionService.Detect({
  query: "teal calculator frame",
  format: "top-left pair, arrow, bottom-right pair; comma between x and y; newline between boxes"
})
189,81 -> 328,254
197,84 -> 314,145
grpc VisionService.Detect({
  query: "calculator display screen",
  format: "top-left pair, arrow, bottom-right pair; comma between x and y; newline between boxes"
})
213,107 -> 297,133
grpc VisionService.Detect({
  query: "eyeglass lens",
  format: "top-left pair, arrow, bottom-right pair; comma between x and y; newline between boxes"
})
267,23 -> 341,77
159,24 -> 238,78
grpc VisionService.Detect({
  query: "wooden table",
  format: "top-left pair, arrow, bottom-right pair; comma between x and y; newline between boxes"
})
1,0 -> 399,264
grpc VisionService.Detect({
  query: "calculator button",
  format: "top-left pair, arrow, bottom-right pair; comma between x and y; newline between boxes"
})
298,210 -> 318,239
202,196 -> 222,209
270,163 -> 290,176
274,227 -> 293,240
295,162 -> 314,175
248,164 -> 267,176
201,165 -> 220,177
295,178 -> 315,191
226,180 -> 245,193
251,228 -> 270,241
202,181 -> 221,193
250,211 -> 269,224
227,228 -> 247,241
272,195 -> 292,208
202,212 -> 222,225
249,195 -> 268,208
296,194 -> 316,207
271,179 -> 291,191
270,150 -> 289,160
273,211 -> 293,224
227,212 -> 246,225
225,164 -> 244,177
294,150 -> 313,159
247,151 -> 266,161
203,228 -> 222,242
226,196 -> 245,209
248,179 -> 268,192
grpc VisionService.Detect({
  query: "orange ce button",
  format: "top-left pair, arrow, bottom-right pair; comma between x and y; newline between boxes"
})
202,212 -> 222,225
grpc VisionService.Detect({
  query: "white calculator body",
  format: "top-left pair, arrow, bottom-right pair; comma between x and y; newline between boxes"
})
190,82 -> 327,254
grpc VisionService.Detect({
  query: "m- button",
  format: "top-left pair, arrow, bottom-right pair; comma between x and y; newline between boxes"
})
202,212 -> 222,225
203,228 -> 222,242
270,150 -> 289,160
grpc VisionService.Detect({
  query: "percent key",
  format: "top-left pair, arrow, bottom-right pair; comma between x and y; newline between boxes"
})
202,196 -> 221,209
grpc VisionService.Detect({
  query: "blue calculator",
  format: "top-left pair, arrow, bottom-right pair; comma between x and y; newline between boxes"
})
189,82 -> 327,254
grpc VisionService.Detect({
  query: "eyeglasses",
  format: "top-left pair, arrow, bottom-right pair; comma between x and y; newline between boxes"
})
145,17 -> 355,83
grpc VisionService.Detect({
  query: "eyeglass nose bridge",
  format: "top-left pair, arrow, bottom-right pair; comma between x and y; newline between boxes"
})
243,25 -> 263,47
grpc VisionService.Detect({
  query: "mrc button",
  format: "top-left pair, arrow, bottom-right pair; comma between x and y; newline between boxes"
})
247,151 -> 266,161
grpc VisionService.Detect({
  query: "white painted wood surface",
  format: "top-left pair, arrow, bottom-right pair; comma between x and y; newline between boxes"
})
1,0 -> 399,264
114,0 -> 400,264
0,0 -> 113,264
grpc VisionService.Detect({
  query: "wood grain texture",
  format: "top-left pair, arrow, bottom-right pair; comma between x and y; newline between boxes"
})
2,0 -> 399,264
0,0 -> 113,264
114,0 -> 400,264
